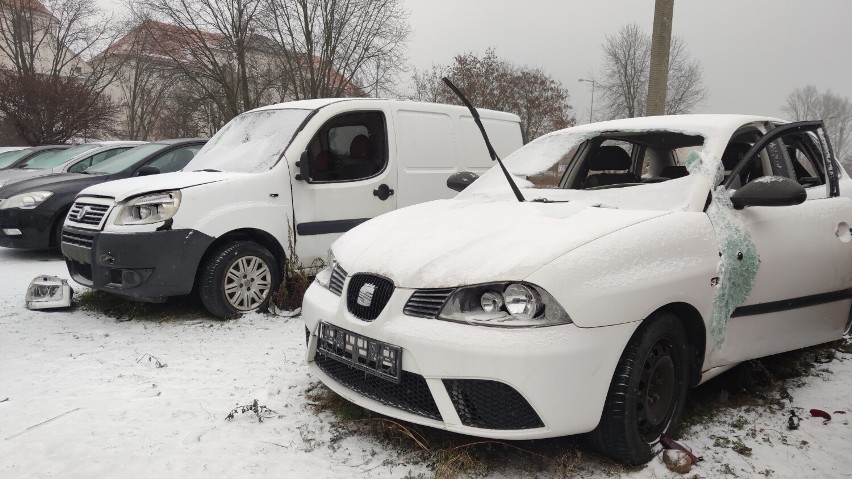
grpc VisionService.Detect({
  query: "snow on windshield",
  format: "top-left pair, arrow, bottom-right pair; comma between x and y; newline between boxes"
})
185,109 -> 312,173
459,127 -> 708,211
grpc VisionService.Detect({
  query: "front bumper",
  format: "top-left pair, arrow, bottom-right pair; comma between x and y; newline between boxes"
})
302,281 -> 641,440
0,207 -> 55,249
61,227 -> 214,300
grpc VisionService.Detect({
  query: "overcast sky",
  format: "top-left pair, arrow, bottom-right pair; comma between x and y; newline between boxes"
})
99,0 -> 852,122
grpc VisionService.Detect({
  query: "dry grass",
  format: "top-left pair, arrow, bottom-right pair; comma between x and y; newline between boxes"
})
75,289 -> 206,322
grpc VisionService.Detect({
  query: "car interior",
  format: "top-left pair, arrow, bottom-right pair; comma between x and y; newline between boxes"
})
528,124 -> 831,193
304,111 -> 388,183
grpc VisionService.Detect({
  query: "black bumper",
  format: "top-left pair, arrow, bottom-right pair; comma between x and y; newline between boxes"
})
0,207 -> 56,249
61,227 -> 215,300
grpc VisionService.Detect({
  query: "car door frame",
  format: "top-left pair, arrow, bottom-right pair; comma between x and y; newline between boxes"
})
711,120 -> 852,366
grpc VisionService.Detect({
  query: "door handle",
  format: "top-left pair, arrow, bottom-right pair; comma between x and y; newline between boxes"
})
373,184 -> 394,201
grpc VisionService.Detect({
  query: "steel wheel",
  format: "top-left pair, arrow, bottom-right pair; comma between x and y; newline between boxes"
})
636,338 -> 677,443
223,255 -> 272,311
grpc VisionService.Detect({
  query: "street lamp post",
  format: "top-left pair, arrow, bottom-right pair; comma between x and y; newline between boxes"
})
578,78 -> 595,123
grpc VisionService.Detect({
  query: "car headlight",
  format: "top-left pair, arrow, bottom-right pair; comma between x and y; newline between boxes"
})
315,250 -> 335,289
115,191 -> 181,225
438,282 -> 571,327
0,191 -> 53,210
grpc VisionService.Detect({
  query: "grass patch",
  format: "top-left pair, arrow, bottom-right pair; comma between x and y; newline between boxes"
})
75,289 -> 207,322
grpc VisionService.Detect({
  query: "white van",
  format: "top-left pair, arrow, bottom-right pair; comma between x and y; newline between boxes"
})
61,98 -> 523,318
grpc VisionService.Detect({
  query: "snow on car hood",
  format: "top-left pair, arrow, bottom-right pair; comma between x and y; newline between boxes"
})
77,172 -> 245,202
333,198 -> 669,288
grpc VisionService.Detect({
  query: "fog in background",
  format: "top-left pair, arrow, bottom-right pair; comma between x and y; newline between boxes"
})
97,0 -> 852,123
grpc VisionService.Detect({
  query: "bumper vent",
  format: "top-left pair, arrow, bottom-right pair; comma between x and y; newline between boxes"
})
61,228 -> 95,249
346,274 -> 394,321
329,262 -> 347,296
315,353 -> 441,420
443,379 -> 544,430
403,288 -> 455,318
66,202 -> 111,230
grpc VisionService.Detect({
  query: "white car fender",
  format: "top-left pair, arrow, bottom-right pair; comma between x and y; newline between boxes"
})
525,211 -> 718,331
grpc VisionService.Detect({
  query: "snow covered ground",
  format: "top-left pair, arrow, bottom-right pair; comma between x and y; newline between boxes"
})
0,248 -> 850,478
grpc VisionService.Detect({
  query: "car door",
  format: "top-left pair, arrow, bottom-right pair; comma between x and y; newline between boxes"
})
290,110 -> 398,262
713,121 -> 852,365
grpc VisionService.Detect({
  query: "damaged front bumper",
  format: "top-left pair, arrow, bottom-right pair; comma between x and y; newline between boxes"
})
61,226 -> 214,301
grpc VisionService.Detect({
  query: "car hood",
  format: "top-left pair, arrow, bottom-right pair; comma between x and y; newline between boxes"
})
0,168 -> 49,187
333,198 -> 670,288
78,172 -> 242,202
0,172 -> 102,199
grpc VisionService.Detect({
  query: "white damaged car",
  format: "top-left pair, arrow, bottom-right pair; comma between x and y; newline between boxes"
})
301,115 -> 852,464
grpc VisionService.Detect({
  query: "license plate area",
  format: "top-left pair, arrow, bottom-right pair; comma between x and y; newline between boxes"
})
316,322 -> 402,383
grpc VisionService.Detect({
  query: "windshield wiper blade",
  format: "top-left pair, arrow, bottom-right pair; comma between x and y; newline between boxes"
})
442,77 -> 526,202
193,169 -> 221,172
531,198 -> 570,203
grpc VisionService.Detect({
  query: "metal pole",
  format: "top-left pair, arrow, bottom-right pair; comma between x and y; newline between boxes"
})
578,78 -> 596,123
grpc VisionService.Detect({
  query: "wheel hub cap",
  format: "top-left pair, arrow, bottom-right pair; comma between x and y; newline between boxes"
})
224,255 -> 272,311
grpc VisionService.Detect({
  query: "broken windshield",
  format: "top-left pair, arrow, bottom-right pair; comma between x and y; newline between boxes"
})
184,108 -> 313,173
461,127 -> 709,211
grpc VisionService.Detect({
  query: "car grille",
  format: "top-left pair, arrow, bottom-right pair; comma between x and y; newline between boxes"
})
61,228 -> 95,248
315,353 -> 441,421
346,274 -> 394,321
328,262 -> 347,296
443,379 -> 544,430
66,201 -> 111,230
403,288 -> 455,318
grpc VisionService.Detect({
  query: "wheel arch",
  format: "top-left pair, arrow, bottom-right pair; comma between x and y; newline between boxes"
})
651,302 -> 706,387
195,228 -> 287,286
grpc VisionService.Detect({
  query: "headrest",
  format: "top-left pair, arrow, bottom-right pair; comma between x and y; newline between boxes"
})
660,165 -> 688,179
312,151 -> 330,172
349,135 -> 371,159
588,145 -> 631,171
721,143 -> 751,170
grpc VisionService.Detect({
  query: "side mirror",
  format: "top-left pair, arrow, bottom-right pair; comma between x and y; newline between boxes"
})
295,150 -> 310,181
730,176 -> 806,209
447,171 -> 479,192
136,165 -> 161,177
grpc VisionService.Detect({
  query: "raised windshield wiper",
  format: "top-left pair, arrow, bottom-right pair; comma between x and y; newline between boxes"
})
442,77 -> 526,202
193,169 -> 221,172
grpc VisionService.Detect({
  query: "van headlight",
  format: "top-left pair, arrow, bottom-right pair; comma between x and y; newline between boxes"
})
438,282 -> 571,327
115,191 -> 181,225
0,191 -> 53,209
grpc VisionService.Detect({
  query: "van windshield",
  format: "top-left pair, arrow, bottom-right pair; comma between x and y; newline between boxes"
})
184,108 -> 313,173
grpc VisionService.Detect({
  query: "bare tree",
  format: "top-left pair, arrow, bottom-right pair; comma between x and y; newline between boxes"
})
597,23 -> 707,119
132,0 -> 278,125
0,71 -> 117,144
0,0 -> 123,143
262,0 -> 409,99
415,48 -> 575,140
783,85 -> 852,168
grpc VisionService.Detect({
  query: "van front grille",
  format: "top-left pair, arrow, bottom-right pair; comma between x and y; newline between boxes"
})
66,202 -> 111,230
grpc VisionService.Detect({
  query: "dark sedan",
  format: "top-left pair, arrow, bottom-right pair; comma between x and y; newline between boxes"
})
0,139 -> 205,250
0,146 -> 70,171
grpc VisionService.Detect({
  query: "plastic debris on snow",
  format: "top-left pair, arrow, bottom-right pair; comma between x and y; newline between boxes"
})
685,151 -> 760,346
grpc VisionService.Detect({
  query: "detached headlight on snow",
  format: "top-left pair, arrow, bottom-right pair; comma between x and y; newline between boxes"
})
25,275 -> 73,310
115,191 -> 181,225
438,282 -> 571,327
0,191 -> 53,210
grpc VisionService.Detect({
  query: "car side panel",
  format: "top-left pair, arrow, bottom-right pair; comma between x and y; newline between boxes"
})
525,212 -> 718,364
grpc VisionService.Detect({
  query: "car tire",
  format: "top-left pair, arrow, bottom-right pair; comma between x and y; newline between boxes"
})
199,241 -> 280,319
51,213 -> 67,251
587,312 -> 690,465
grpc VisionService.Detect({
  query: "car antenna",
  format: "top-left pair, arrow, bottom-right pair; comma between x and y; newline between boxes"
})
442,77 -> 525,202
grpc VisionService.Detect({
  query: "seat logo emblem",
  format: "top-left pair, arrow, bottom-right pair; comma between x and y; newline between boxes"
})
71,206 -> 89,221
357,283 -> 376,307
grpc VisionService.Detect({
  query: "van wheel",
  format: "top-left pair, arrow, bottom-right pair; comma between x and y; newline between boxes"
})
587,313 -> 689,465
199,241 -> 279,319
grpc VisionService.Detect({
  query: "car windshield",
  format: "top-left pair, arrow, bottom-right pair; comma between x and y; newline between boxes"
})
461,128 -> 709,211
0,149 -> 32,168
21,145 -> 98,169
86,144 -> 165,174
184,108 -> 312,173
